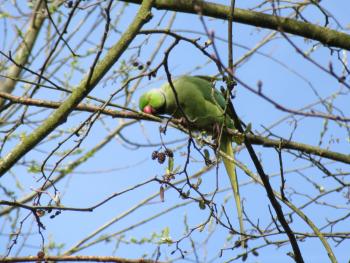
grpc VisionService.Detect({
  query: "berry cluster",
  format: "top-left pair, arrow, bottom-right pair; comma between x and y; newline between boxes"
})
132,60 -> 156,79
35,208 -> 61,219
151,149 -> 173,164
132,60 -> 151,71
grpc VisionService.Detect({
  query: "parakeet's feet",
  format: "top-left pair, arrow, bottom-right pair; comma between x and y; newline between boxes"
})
211,122 -> 220,140
176,116 -> 190,128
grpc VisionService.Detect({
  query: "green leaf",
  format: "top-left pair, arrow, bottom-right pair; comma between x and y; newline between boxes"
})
163,226 -> 169,237
199,199 -> 206,210
0,12 -> 10,19
159,227 -> 173,244
28,163 -> 41,174
14,25 -> 24,39
193,177 -> 202,190
168,157 -> 174,172
204,149 -> 210,160
130,237 -> 138,243
204,149 -> 212,166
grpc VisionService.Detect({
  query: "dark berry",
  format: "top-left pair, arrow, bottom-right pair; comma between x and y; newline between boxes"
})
151,151 -> 158,160
36,209 -> 45,217
198,200 -> 206,210
234,240 -> 241,248
157,152 -> 166,164
164,149 -> 173,158
37,251 -> 45,259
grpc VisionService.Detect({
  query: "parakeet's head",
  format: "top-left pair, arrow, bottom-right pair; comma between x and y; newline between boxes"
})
139,89 -> 166,115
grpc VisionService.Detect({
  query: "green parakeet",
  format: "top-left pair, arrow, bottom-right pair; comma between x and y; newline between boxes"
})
139,75 -> 245,244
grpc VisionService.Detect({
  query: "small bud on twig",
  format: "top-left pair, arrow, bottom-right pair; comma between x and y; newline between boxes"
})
257,80 -> 263,93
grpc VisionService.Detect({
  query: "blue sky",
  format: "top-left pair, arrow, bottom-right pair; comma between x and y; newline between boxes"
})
1,1 -> 350,262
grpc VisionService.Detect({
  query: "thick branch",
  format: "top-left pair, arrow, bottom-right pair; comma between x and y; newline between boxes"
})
0,0 -> 155,177
244,133 -> 350,165
121,0 -> 350,51
1,92 -> 349,164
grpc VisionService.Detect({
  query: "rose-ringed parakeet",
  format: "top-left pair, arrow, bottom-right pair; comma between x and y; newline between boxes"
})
139,75 -> 245,244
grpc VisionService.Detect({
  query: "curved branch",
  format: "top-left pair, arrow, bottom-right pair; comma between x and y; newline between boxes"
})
243,133 -> 350,165
1,92 -> 349,164
121,0 -> 350,51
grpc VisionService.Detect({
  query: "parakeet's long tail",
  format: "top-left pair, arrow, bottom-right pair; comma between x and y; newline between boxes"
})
220,135 -> 245,246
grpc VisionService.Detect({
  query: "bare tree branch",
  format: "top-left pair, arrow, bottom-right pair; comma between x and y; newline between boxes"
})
1,91 -> 349,164
0,0 -> 155,177
119,0 -> 350,50
0,0 -> 47,106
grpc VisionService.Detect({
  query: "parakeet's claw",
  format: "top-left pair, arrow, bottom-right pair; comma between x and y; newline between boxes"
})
177,116 -> 189,127
212,122 -> 221,140
212,123 -> 227,151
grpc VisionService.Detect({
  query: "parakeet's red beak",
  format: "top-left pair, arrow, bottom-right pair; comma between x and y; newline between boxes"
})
143,105 -> 154,114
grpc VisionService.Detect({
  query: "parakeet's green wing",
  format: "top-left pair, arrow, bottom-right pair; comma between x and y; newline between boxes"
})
161,76 -> 231,128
